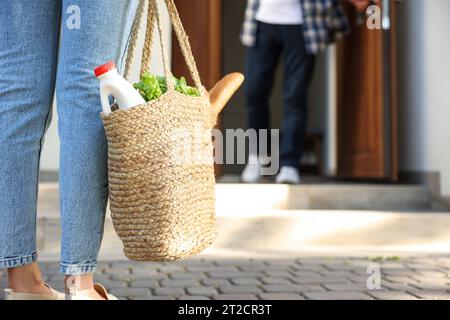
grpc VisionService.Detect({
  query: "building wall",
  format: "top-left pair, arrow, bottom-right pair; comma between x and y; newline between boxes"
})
397,0 -> 450,197
40,1 -> 171,172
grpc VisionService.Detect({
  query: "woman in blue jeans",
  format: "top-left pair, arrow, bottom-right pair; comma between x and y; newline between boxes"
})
0,1 -> 137,300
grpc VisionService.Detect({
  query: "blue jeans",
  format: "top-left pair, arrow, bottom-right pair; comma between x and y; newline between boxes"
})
244,22 -> 316,169
0,1 -> 137,275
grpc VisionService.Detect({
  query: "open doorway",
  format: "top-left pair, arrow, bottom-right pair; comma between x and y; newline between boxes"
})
173,0 -> 399,182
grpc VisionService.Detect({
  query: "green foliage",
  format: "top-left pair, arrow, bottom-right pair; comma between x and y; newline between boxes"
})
134,73 -> 200,102
368,256 -> 401,262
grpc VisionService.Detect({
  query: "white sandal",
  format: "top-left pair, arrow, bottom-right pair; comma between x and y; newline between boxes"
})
4,284 -> 65,300
65,283 -> 118,300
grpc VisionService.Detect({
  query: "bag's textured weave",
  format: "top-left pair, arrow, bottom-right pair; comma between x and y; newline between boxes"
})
101,0 -> 218,261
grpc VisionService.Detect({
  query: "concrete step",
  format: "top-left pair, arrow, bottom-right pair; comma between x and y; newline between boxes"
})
35,182 -> 447,260
216,183 -> 432,211
38,182 -> 433,215
37,208 -> 450,260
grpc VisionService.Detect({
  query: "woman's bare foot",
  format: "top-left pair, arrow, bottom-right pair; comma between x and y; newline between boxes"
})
65,274 -> 106,300
7,262 -> 52,296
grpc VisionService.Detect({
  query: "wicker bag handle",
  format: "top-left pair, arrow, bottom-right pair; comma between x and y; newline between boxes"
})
123,0 -> 207,97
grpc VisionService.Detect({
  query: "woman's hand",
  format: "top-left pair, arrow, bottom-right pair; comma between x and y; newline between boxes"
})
347,0 -> 380,12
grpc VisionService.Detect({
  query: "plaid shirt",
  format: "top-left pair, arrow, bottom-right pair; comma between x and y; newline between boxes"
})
241,0 -> 350,55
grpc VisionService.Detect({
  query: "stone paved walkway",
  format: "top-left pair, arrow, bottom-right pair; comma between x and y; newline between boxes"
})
2,256 -> 450,300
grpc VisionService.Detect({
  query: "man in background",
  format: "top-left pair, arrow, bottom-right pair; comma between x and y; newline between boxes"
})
240,0 -> 374,184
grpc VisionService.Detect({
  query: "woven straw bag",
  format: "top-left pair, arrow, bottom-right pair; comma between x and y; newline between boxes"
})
101,0 -> 218,262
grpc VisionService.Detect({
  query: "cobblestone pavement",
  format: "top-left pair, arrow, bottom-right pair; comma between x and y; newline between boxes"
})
2,256 -> 450,300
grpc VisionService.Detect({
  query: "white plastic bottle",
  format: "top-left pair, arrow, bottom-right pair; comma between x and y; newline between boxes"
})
94,61 -> 146,114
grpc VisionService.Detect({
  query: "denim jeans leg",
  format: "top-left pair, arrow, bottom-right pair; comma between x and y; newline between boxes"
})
279,25 -> 315,169
244,22 -> 282,157
56,0 -> 138,275
0,1 -> 61,269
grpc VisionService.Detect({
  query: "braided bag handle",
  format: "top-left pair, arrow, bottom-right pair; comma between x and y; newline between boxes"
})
123,0 -> 147,80
123,0 -> 207,97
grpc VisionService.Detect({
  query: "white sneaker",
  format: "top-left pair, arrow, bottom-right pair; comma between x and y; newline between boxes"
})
241,154 -> 262,183
276,166 -> 301,184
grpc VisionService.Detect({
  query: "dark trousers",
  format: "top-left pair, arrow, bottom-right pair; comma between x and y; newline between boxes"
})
244,22 -> 315,169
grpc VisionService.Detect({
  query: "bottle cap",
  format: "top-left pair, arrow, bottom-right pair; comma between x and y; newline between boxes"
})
94,61 -> 116,77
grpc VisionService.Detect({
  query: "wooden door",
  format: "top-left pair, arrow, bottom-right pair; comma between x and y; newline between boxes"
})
337,0 -> 398,180
172,0 -> 222,90
172,0 -> 223,176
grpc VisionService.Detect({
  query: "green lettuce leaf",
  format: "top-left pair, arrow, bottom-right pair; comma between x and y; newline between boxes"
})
134,73 -> 200,102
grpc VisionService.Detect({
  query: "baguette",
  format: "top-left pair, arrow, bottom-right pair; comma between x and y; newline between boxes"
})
208,72 -> 245,115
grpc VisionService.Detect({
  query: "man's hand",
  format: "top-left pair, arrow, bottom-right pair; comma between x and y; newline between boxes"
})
347,0 -> 380,12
